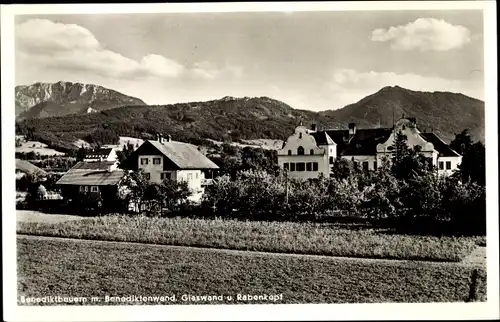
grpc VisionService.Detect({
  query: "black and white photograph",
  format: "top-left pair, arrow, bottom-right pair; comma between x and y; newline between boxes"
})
2,2 -> 498,321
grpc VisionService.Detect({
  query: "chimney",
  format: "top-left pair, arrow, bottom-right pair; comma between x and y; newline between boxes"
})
311,124 -> 317,132
348,122 -> 356,136
166,135 -> 172,142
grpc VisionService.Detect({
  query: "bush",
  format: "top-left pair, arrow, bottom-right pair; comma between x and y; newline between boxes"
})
442,180 -> 486,235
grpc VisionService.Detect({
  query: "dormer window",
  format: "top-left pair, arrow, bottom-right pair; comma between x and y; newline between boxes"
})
297,146 -> 304,155
288,150 -> 292,156
299,133 -> 303,139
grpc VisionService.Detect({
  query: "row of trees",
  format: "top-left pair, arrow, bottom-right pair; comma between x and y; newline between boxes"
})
200,131 -> 486,235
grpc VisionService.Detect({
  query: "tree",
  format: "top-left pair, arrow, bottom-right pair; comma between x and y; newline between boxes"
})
76,146 -> 87,162
450,129 -> 473,155
36,184 -> 48,201
160,179 -> 191,213
117,143 -> 135,164
120,169 -> 150,213
391,131 -> 434,180
330,158 -> 358,180
450,130 -> 485,186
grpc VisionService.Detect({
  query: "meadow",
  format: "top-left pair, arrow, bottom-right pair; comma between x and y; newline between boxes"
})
17,235 -> 486,305
16,215 -> 481,262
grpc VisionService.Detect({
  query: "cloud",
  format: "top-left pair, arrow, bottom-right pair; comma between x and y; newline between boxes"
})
191,61 -> 244,80
371,18 -> 471,52
15,19 -> 240,81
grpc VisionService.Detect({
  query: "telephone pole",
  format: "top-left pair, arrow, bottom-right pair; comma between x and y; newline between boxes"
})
285,169 -> 289,205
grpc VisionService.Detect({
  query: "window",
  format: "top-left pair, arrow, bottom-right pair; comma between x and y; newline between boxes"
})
439,161 -> 444,170
310,149 -> 314,155
329,156 -> 334,164
140,158 -> 149,165
284,163 -> 289,171
297,162 -> 305,172
306,162 -> 312,171
297,146 -> 304,155
313,162 -> 318,171
79,186 -> 85,192
446,161 -> 452,170
362,161 -> 369,171
84,186 -> 89,192
145,173 -> 151,180
91,186 -> 98,192
299,132 -> 303,139
187,173 -> 193,180
196,173 -> 199,179
161,172 -> 171,180
153,157 -> 161,165
373,161 -> 378,170
288,150 -> 292,156
290,163 -> 296,172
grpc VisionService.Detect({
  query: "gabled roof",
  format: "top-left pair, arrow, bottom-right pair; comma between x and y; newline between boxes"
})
420,133 -> 461,157
311,132 -> 335,146
15,159 -> 48,176
316,128 -> 393,156
56,161 -> 125,186
147,140 -> 219,169
85,148 -> 113,159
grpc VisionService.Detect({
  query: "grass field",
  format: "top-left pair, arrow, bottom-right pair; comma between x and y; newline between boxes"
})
17,235 -> 486,305
16,215 -> 479,262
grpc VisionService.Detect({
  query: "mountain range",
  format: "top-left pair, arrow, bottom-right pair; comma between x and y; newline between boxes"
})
15,82 -> 485,151
15,81 -> 146,120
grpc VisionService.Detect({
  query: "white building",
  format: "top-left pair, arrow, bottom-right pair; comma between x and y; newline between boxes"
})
84,147 -> 118,163
278,118 -> 462,179
122,134 -> 219,202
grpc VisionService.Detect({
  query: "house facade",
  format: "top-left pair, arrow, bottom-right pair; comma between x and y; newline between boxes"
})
56,161 -> 127,211
121,134 -> 219,202
278,118 -> 462,179
84,148 -> 118,162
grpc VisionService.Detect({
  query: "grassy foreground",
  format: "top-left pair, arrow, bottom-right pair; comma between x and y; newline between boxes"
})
17,215 -> 479,262
17,235 -> 486,305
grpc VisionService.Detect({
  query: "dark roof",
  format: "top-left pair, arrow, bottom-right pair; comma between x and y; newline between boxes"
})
71,161 -> 116,170
85,148 -> 113,158
56,161 -> 125,186
311,132 -> 335,146
420,133 -> 460,157
147,140 -> 219,169
15,159 -> 48,176
315,128 -> 393,156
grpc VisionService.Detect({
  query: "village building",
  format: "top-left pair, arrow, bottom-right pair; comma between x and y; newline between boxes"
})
83,147 -> 118,162
121,134 -> 219,202
15,159 -> 48,179
56,161 -> 126,210
278,117 -> 462,179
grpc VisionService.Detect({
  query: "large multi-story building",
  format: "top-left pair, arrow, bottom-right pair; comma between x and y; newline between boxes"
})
278,117 -> 462,179
121,134 -> 219,202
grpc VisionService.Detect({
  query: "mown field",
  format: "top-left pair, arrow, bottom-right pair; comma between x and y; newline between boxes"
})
16,215 -> 481,262
17,235 -> 486,305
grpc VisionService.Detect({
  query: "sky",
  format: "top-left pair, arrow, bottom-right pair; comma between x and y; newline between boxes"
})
14,10 -> 484,111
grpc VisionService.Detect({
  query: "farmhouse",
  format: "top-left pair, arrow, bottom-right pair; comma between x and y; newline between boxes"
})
56,161 -> 126,209
121,134 -> 219,201
15,159 -> 48,179
278,117 -> 462,179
